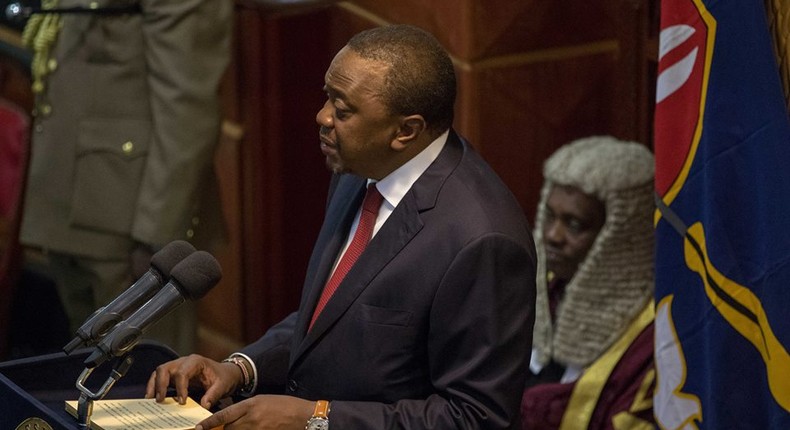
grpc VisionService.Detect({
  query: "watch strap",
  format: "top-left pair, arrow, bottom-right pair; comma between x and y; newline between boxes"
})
305,400 -> 330,429
313,400 -> 330,419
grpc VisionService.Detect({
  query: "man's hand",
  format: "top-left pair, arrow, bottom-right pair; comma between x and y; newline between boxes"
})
145,354 -> 242,409
195,395 -> 315,430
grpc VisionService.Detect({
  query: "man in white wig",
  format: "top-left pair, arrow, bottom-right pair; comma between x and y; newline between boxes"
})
521,136 -> 656,430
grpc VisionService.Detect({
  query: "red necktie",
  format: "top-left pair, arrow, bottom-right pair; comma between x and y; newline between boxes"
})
309,183 -> 384,330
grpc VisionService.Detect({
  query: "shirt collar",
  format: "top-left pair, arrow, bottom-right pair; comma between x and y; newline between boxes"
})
370,129 -> 449,209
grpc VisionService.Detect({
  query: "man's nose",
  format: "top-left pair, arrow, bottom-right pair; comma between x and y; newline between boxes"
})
544,221 -> 564,245
316,100 -> 334,127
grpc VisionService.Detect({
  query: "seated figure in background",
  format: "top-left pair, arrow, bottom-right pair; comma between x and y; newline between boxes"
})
522,136 -> 656,430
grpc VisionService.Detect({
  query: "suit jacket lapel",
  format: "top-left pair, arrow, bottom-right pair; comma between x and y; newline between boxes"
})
299,194 -> 423,345
291,131 -> 466,364
291,176 -> 366,345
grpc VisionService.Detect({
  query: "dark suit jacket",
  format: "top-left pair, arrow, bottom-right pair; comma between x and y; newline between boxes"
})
242,130 -> 537,429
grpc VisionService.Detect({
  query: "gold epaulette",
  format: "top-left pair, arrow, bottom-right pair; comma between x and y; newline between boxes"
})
22,0 -> 61,114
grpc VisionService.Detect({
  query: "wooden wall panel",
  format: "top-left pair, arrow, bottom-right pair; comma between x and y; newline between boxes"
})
470,52 -> 622,219
196,119 -> 245,360
209,4 -> 334,348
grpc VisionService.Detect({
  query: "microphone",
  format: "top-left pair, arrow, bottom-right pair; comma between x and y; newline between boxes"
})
63,240 -> 197,354
84,250 -> 222,368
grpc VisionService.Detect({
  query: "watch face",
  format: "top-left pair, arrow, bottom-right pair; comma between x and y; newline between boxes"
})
307,418 -> 329,430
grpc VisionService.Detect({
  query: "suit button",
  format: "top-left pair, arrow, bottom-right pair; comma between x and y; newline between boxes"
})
287,379 -> 298,392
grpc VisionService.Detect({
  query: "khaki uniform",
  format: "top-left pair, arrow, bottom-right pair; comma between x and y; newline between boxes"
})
20,0 -> 232,354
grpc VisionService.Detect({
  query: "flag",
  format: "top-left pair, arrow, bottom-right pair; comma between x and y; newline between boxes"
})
653,0 -> 790,429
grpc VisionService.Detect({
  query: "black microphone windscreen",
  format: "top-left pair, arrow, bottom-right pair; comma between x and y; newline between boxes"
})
169,250 -> 222,301
149,240 -> 197,278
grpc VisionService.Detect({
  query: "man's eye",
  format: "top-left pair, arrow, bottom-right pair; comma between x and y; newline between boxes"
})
567,219 -> 584,234
334,107 -> 349,119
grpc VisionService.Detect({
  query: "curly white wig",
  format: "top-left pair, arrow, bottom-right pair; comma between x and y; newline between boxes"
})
532,136 -> 655,368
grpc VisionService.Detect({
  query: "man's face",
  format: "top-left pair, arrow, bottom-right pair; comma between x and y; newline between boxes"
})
315,47 -> 402,180
542,184 -> 606,282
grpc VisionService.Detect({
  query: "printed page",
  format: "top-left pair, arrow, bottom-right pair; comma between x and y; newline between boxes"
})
65,397 -> 213,430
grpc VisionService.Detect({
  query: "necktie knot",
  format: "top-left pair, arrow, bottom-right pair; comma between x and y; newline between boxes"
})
362,183 -> 384,215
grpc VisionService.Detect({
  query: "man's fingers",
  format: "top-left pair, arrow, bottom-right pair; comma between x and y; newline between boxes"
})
200,383 -> 225,410
144,356 -> 222,406
144,370 -> 157,399
154,365 -> 175,402
171,372 -> 188,404
195,403 -> 242,430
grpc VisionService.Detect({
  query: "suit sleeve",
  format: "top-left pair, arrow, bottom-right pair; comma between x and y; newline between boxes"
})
240,311 -> 298,392
329,233 -> 537,429
131,0 -> 232,245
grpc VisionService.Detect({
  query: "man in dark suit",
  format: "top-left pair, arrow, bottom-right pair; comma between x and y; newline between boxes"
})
147,24 -> 536,429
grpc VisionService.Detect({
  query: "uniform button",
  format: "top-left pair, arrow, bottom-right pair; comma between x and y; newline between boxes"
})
35,124 -> 44,133
39,104 -> 52,116
186,228 -> 194,239
122,141 -> 134,154
89,1 -> 99,8
47,58 -> 58,71
192,217 -> 200,226
287,379 -> 298,392
32,81 -> 44,93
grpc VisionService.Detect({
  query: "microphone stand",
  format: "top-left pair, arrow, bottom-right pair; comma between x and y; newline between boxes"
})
74,355 -> 135,429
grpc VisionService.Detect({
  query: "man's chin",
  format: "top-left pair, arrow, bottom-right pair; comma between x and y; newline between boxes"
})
546,265 -> 574,283
325,158 -> 347,174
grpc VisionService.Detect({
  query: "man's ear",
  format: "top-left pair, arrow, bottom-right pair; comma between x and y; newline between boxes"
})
391,115 -> 426,151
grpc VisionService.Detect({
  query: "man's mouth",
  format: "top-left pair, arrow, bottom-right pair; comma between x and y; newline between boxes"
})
544,249 -> 564,263
320,136 -> 337,155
